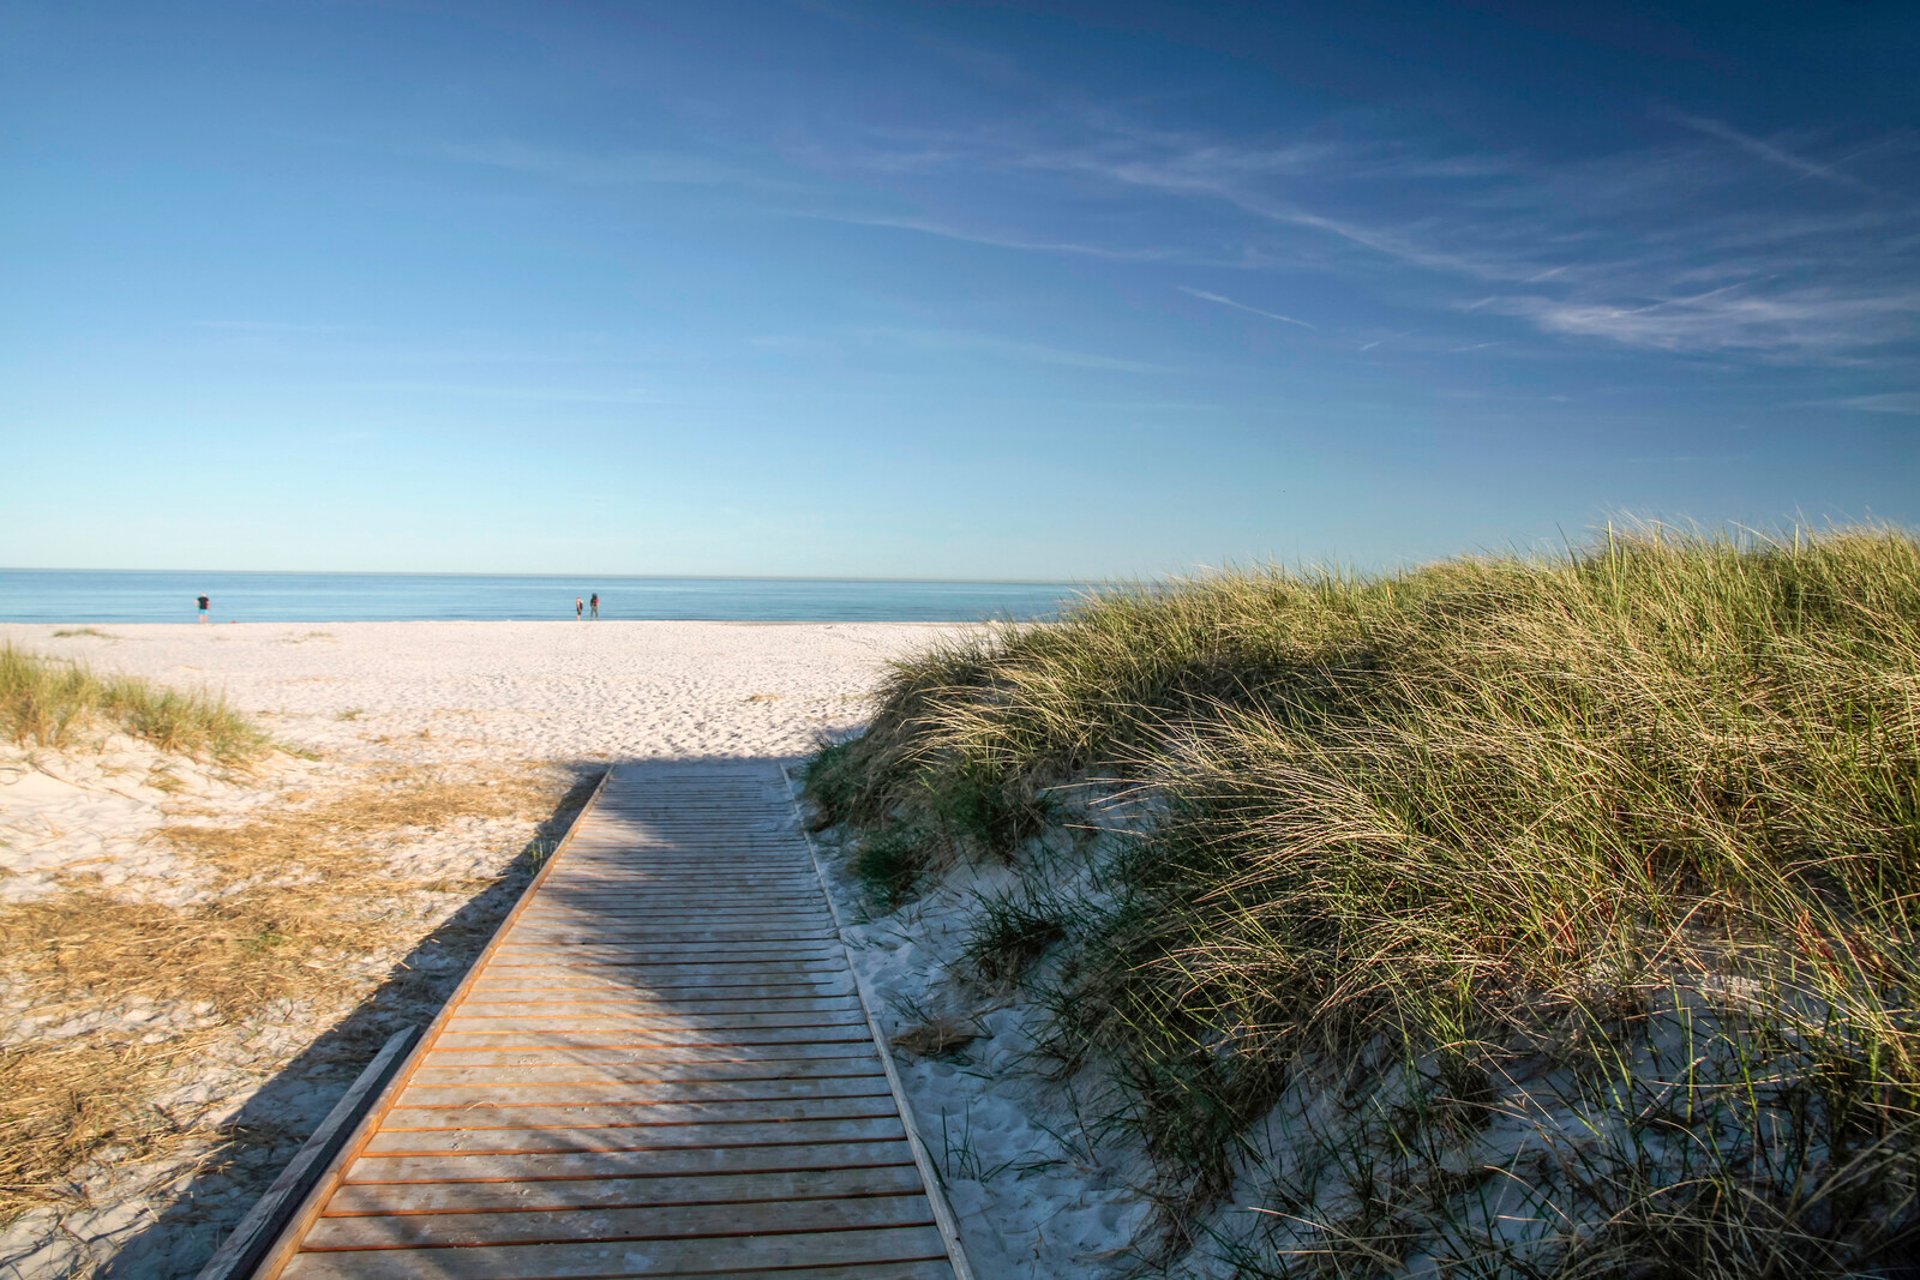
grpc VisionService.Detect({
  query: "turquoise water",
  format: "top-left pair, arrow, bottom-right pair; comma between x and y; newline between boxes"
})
0,570 -> 1084,624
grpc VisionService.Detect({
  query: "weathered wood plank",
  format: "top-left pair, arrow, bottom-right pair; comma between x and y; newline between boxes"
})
464,983 -> 853,1001
279,1225 -> 951,1278
452,995 -> 862,1017
488,943 -> 841,960
479,954 -> 845,972
394,1075 -> 893,1108
303,1192 -> 932,1250
405,1057 -> 884,1087
361,1113 -> 908,1155
342,1139 -> 919,1185
433,1027 -> 874,1051
421,1042 -> 883,1065
379,1096 -> 898,1132
323,1163 -> 927,1216
442,1010 -> 867,1034
461,987 -> 856,1004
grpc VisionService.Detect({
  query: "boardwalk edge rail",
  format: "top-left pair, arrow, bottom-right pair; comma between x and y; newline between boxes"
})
784,764 -> 980,1280
195,1026 -> 415,1280
213,764 -> 617,1280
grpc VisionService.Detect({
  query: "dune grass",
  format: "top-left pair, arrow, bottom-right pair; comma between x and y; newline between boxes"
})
0,642 -> 268,764
807,525 -> 1920,1275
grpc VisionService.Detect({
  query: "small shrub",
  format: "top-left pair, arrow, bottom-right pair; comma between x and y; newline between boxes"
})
851,825 -> 930,908
803,737 -> 863,830
925,763 -> 1054,858
966,894 -> 1067,987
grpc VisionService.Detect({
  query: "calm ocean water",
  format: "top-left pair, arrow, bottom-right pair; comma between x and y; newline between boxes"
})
0,570 -> 1086,625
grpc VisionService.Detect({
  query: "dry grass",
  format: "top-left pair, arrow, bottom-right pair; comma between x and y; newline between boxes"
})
0,1032 -> 218,1212
0,762 -> 588,1218
892,1017 -> 981,1058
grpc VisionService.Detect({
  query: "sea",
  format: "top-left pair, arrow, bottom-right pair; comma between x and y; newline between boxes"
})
0,569 -> 1088,625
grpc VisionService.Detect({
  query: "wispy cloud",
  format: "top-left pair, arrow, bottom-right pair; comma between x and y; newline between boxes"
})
1830,392 -> 1920,415
790,209 -> 1177,261
777,101 -> 1918,364
1480,284 -> 1919,359
1177,286 -> 1317,330
1669,113 -> 1878,193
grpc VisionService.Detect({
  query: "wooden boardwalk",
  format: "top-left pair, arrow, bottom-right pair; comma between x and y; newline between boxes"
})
253,760 -> 963,1279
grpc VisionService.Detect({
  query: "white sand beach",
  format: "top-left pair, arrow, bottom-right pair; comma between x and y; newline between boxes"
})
0,621 -> 965,1278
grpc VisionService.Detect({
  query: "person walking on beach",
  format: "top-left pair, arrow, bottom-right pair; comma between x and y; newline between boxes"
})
576,596 -> 585,620
196,593 -> 210,623
589,593 -> 599,619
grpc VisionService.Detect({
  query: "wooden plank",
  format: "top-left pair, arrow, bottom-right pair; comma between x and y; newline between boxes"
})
465,979 -> 852,998
379,1095 -> 898,1131
303,1192 -> 933,1250
406,1058 -> 884,1087
394,1076 -> 893,1108
459,988 -> 857,1005
519,903 -> 831,916
489,942 -> 842,958
451,995 -> 863,1017
323,1164 -> 927,1216
481,950 -> 844,967
363,1114 -> 906,1156
501,928 -> 838,944
515,908 -> 834,922
279,1225 -> 951,1278
420,1042 -> 883,1065
342,1139 -> 920,1185
434,1021 -> 871,1043
442,1009 -> 866,1032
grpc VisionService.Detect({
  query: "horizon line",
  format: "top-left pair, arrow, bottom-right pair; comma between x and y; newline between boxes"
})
0,566 -> 1092,587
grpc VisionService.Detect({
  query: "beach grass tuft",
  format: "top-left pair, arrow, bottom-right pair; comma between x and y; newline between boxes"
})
807,523 -> 1920,1274
0,642 -> 268,764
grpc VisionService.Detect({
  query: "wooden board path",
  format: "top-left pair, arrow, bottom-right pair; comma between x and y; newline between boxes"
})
251,760 -> 965,1279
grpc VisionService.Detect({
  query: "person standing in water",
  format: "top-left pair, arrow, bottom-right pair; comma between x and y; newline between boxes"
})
590,593 -> 599,619
575,596 -> 584,620
196,593 -> 210,623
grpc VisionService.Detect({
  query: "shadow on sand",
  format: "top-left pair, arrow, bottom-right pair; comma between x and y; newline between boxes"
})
102,761 -> 611,1280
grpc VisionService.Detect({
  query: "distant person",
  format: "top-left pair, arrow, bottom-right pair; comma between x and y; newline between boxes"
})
576,596 -> 584,620
196,593 -> 210,624
590,593 -> 599,619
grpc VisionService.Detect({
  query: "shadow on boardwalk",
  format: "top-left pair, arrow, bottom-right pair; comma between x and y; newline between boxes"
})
187,753 -> 956,1280
101,762 -> 608,1280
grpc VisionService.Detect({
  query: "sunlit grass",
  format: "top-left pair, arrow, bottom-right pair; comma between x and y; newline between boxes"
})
0,642 -> 268,764
808,523 -> 1920,1274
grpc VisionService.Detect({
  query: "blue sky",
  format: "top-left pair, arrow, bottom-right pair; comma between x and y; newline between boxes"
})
3,1 -> 1915,579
